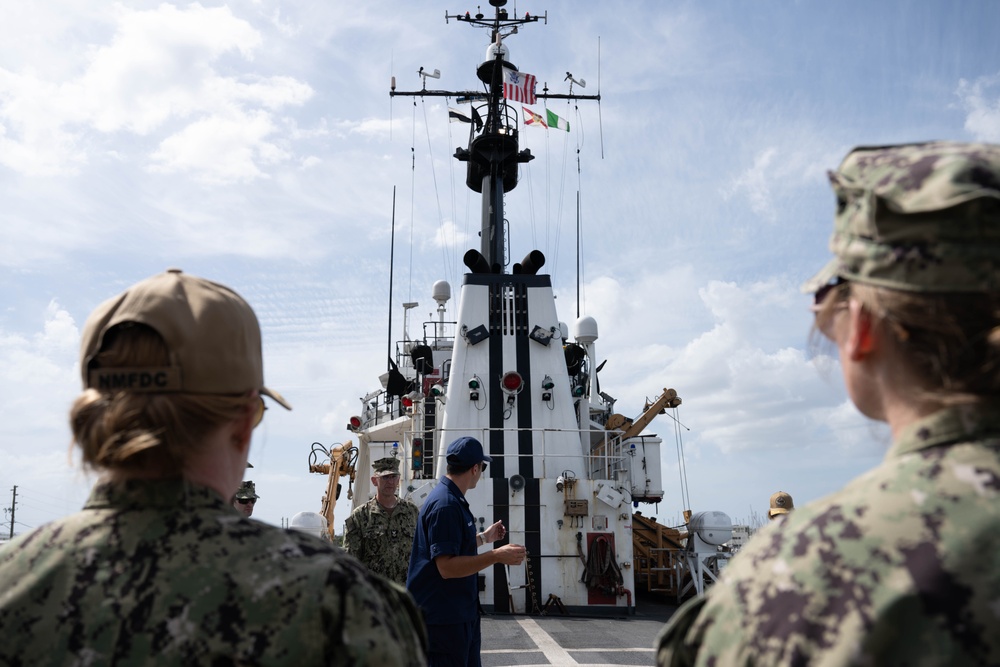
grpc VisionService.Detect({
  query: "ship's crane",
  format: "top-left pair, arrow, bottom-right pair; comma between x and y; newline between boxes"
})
307,441 -> 358,541
605,387 -> 682,441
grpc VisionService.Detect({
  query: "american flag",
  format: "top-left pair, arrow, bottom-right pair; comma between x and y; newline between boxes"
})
502,67 -> 537,105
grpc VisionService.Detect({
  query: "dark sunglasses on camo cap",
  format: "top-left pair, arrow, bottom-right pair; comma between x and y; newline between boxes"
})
811,277 -> 848,311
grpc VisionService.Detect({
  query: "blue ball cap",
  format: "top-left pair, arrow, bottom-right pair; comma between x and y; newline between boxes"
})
446,436 -> 492,467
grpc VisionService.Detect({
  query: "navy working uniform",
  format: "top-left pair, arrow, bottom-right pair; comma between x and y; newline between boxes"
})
0,479 -> 427,666
658,404 -> 1000,665
344,456 -> 419,584
657,142 -> 1000,666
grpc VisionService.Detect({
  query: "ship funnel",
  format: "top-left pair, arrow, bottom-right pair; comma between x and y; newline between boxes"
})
463,249 -> 492,274
513,250 -> 545,275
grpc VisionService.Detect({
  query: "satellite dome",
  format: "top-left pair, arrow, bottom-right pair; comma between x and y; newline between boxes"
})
289,511 -> 328,540
574,316 -> 599,344
432,280 -> 451,306
486,42 -> 509,62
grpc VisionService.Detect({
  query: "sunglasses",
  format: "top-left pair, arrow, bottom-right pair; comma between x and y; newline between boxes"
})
812,277 -> 848,311
480,462 -> 488,473
237,497 -> 256,505
252,396 -> 267,428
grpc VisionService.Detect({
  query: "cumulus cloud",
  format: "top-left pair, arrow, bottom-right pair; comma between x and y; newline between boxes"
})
568,270 -> 855,460
0,300 -> 87,530
956,73 -> 1000,142
0,3 -> 312,180
149,110 -> 287,184
0,300 -> 78,388
0,71 -> 88,175
591,274 -> 867,457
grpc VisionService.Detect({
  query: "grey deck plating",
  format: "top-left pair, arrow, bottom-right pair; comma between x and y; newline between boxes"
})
480,597 -> 677,666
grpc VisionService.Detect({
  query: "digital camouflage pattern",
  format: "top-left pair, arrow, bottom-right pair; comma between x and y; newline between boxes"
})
802,141 -> 1000,294
344,496 -> 419,585
656,403 -> 1000,666
0,479 -> 427,667
234,479 -> 259,499
373,457 -> 402,476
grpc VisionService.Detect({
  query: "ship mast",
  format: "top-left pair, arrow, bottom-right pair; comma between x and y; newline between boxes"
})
389,0 -> 598,273
459,4 -> 538,271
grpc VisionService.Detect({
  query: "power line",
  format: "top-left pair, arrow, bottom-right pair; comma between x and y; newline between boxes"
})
3,486 -> 18,540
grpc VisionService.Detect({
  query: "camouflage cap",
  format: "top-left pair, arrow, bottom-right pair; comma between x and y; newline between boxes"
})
768,490 -> 793,517
372,457 -> 401,477
235,480 -> 259,500
802,141 -> 1000,294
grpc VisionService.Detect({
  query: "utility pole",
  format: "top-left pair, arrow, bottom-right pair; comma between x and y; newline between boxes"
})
4,485 -> 17,540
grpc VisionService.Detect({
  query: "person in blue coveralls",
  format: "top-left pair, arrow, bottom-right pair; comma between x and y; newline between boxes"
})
407,436 -> 527,667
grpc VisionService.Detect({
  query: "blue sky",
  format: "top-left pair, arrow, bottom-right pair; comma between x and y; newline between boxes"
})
3,0 -> 1000,536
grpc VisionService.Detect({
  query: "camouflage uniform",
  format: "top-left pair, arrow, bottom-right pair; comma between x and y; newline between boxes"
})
0,479 -> 427,666
234,479 -> 260,501
657,404 -> 1000,666
344,495 -> 419,585
658,142 -> 1000,666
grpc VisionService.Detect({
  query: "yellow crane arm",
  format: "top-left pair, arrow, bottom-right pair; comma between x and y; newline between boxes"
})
308,441 -> 357,541
618,388 -> 681,441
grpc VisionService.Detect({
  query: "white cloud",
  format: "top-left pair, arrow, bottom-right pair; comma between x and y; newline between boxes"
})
0,300 -> 78,389
0,301 -> 86,531
723,147 -> 779,220
268,8 -> 300,38
719,144 -> 830,225
0,71 -> 88,175
956,73 -> 1000,142
0,3 -> 312,180
0,0 -> 994,535
77,4 -> 263,134
433,219 -> 469,249
636,277 -> 864,456
351,117 -> 393,139
37,300 -> 79,356
149,110 -> 286,184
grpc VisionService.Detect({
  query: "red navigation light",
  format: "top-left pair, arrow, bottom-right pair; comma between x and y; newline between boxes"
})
402,396 -> 414,408
501,371 -> 523,393
347,415 -> 362,431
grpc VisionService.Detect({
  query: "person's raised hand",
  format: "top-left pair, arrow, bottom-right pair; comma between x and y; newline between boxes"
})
494,543 -> 526,566
483,520 -> 506,543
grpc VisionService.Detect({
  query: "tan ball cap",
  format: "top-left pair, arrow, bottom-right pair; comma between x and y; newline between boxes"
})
768,490 -> 794,517
81,269 -> 291,410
